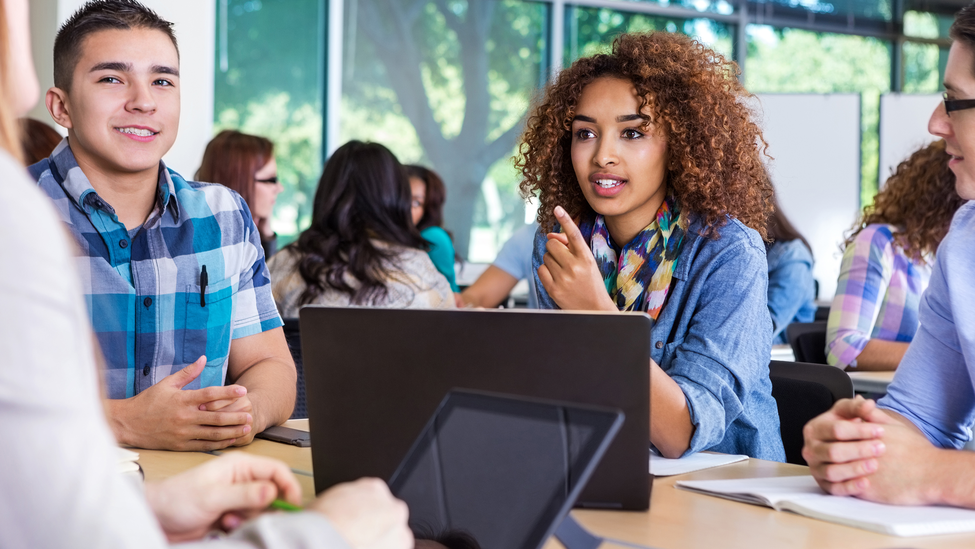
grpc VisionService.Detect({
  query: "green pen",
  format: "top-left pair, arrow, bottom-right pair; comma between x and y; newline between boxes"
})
269,499 -> 303,512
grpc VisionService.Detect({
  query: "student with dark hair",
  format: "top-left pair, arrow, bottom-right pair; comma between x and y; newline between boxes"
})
32,0 -> 296,451
19,117 -> 62,164
0,1 -> 411,547
406,164 -> 460,292
268,141 -> 454,315
766,192 -> 816,344
518,32 -> 782,460
804,3 -> 975,507
826,139 -> 963,371
198,129 -> 283,258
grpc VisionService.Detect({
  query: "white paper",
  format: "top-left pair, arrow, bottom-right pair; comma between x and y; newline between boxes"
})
650,451 -> 748,476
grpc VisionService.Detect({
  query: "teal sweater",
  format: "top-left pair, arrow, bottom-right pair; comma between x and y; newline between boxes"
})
420,226 -> 459,292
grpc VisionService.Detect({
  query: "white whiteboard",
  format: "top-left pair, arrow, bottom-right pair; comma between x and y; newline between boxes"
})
750,94 -> 862,301
879,94 -> 941,188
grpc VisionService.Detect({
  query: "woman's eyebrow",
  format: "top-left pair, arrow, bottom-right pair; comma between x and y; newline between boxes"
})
572,113 -> 644,123
617,114 -> 643,122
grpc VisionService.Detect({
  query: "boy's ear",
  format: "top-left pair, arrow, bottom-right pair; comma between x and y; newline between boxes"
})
46,87 -> 73,130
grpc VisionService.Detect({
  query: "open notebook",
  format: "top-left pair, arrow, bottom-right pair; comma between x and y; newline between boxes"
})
676,475 -> 975,537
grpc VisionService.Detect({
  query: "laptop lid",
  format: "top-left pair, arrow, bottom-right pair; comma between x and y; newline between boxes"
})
301,307 -> 651,510
390,389 -> 623,549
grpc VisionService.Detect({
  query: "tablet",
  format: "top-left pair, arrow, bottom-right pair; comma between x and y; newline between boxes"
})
389,389 -> 623,549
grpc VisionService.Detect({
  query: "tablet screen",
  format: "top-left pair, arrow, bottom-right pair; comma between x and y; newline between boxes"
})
389,390 -> 622,549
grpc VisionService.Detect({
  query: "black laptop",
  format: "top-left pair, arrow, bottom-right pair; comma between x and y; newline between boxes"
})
391,389 -> 623,549
301,307 -> 651,510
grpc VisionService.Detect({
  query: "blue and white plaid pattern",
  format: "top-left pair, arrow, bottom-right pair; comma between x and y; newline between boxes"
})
36,140 -> 283,399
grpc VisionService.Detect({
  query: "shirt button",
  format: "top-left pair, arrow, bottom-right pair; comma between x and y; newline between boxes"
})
119,239 -> 128,249
143,297 -> 152,307
655,341 -> 663,349
142,363 -> 150,376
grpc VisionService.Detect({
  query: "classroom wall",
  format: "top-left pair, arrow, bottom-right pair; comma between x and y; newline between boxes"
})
879,94 -> 942,187
27,0 -> 215,176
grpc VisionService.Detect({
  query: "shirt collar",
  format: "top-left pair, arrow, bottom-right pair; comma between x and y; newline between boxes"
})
51,139 -> 181,223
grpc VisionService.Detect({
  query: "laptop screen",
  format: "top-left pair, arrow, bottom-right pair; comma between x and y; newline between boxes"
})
389,390 -> 623,549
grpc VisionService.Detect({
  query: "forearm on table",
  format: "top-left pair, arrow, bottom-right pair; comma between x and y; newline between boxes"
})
232,357 -> 296,431
649,361 -> 694,458
850,339 -> 909,371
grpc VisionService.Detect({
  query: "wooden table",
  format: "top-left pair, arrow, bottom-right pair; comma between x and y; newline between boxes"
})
138,420 -> 975,549
847,370 -> 895,394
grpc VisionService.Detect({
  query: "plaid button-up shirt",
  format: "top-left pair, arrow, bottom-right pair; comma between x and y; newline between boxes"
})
35,140 -> 282,399
826,223 -> 931,369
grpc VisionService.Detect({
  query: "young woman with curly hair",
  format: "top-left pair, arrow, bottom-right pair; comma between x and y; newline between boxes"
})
517,32 -> 782,460
826,139 -> 964,371
267,141 -> 455,316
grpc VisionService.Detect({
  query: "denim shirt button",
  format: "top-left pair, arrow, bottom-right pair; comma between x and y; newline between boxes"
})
655,341 -> 663,349
119,239 -> 128,249
142,363 -> 150,376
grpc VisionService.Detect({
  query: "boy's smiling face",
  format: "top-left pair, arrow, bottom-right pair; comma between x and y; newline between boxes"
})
52,27 -> 180,180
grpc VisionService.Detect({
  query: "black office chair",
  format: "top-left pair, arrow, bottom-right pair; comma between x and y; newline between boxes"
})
282,318 -> 307,419
814,305 -> 830,322
786,321 -> 828,364
769,360 -> 853,465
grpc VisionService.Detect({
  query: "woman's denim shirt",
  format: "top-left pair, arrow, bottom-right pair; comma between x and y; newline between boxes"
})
532,215 -> 785,462
766,239 -> 817,345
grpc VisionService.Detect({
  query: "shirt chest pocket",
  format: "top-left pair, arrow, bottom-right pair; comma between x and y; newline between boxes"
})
181,277 -> 235,376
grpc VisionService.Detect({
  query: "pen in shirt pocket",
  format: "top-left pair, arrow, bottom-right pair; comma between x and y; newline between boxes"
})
200,265 -> 208,307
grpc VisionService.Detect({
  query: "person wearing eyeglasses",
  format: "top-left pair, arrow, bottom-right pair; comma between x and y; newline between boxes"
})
198,130 -> 285,259
803,2 -> 975,508
824,139 -> 963,371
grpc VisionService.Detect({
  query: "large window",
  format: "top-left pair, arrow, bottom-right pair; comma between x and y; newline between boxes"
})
213,0 -> 325,246
565,5 -> 734,63
745,26 -> 891,204
338,0 -> 546,261
213,0 -> 960,259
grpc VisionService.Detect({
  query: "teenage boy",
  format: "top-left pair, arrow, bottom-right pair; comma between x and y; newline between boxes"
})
803,2 -> 975,508
34,0 -> 295,451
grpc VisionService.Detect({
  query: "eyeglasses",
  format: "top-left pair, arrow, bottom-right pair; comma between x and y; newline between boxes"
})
943,93 -> 975,117
256,176 -> 280,185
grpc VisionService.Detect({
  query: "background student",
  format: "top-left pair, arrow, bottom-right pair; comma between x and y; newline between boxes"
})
407,164 -> 461,294
825,139 -> 963,371
33,0 -> 295,451
803,4 -> 975,506
19,117 -> 61,164
766,192 -> 817,345
0,0 -> 410,546
269,141 -> 455,315
518,32 -> 783,461
198,129 -> 284,259
460,221 -> 539,309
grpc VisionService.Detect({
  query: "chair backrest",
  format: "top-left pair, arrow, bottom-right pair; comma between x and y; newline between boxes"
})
786,321 -> 828,364
769,360 -> 853,465
282,318 -> 306,419
814,305 -> 830,322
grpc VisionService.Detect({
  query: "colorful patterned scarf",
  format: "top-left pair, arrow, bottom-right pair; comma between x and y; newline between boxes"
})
576,195 -> 686,319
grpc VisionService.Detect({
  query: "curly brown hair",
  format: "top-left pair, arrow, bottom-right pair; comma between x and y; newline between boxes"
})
846,139 -> 962,264
516,32 -> 773,239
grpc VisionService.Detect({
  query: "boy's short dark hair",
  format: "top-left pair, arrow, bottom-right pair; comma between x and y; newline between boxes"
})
54,0 -> 178,92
